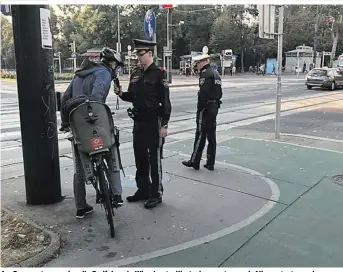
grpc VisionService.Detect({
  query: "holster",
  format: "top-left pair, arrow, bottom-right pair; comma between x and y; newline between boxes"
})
127,107 -> 139,121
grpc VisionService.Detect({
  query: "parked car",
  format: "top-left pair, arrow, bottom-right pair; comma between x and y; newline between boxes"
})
305,67 -> 343,90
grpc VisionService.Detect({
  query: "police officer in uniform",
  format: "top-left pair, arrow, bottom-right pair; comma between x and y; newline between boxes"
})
115,39 -> 171,209
182,54 -> 222,171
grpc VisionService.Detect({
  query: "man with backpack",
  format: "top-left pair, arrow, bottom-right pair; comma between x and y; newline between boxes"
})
60,47 -> 125,219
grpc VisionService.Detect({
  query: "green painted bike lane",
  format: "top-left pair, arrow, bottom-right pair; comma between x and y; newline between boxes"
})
125,137 -> 343,267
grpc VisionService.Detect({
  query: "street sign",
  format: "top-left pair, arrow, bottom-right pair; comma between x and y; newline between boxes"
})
1,5 -> 11,16
232,55 -> 236,60
54,53 -> 59,57
128,51 -> 132,56
71,52 -> 76,58
258,5 -> 275,39
127,45 -> 131,51
202,46 -> 208,54
164,49 -> 172,57
144,9 -> 156,39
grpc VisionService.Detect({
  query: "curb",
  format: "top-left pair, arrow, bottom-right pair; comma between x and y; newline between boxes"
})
1,207 -> 61,267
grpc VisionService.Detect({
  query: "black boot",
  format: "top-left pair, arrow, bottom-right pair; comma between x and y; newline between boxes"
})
144,195 -> 162,209
126,190 -> 150,202
182,160 -> 199,170
204,164 -> 214,171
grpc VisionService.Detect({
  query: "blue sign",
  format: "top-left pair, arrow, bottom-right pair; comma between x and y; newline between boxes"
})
1,5 -> 11,16
144,9 -> 156,39
232,55 -> 237,60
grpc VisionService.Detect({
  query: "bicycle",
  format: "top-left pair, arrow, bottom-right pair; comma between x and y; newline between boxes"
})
61,99 -> 123,238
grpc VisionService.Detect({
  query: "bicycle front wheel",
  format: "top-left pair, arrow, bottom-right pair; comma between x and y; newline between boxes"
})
98,162 -> 115,238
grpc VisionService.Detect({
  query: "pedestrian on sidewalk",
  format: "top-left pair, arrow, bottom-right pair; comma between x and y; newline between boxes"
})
60,47 -> 125,219
115,39 -> 172,209
182,53 -> 222,171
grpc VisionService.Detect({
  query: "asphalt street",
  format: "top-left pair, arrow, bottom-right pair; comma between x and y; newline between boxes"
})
1,75 -> 343,267
1,74 -> 341,147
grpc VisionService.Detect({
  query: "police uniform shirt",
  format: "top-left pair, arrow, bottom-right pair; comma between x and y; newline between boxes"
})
120,63 -> 171,127
197,64 -> 222,110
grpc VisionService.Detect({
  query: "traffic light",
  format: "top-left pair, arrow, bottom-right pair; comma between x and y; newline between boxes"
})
68,43 -> 72,52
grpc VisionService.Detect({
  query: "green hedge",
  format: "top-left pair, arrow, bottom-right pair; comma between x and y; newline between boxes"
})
1,70 -> 74,81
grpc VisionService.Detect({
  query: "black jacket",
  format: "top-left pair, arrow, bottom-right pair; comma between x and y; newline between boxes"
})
120,63 -> 172,127
197,64 -> 222,110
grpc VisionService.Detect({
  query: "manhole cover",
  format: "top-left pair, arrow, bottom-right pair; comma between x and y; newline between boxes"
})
332,174 -> 343,186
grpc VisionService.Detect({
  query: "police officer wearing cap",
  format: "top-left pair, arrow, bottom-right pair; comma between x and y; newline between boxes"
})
182,53 -> 222,171
115,39 -> 172,209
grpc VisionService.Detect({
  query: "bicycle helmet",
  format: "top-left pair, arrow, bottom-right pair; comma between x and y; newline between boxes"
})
100,47 -> 124,66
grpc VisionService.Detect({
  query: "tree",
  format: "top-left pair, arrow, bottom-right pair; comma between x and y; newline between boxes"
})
210,5 -> 257,72
1,15 -> 15,69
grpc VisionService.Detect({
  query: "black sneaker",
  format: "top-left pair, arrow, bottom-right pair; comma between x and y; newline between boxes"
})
144,195 -> 162,209
112,195 -> 124,208
126,190 -> 150,202
182,160 -> 199,170
76,204 -> 93,219
204,164 -> 214,171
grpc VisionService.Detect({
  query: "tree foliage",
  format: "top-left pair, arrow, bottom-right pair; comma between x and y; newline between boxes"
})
1,4 -> 343,71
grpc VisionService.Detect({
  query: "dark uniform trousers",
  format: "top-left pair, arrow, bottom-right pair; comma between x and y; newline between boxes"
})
133,116 -> 163,197
190,102 -> 219,167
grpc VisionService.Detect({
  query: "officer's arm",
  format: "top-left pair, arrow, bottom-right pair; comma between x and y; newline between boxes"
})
159,71 -> 172,127
119,68 -> 141,102
119,81 -> 135,102
89,69 -> 111,103
198,73 -> 213,110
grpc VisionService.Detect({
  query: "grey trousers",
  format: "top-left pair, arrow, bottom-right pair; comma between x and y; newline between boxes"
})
73,146 -> 122,210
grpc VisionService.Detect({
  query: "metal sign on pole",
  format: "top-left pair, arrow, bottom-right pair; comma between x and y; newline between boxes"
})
258,5 -> 276,39
144,9 -> 156,39
1,5 -> 11,16
144,9 -> 157,64
258,5 -> 283,139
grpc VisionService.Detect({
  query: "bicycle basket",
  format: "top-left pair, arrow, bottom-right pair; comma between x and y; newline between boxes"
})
69,101 -> 115,154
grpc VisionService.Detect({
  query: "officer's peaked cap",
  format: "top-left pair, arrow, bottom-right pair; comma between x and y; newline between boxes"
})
133,39 -> 157,51
192,54 -> 210,62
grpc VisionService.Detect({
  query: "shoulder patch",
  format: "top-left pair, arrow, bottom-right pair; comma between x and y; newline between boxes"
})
199,78 -> 206,85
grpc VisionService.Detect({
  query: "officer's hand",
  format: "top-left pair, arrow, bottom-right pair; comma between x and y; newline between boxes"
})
161,127 -> 168,138
113,82 -> 122,96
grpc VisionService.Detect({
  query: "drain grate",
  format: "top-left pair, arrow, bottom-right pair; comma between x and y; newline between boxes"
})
332,175 -> 343,186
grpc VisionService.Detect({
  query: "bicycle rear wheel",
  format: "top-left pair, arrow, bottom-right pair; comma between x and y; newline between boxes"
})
98,162 -> 115,238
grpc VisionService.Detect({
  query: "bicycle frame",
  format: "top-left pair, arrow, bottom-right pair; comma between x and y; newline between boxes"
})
66,100 -> 118,237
